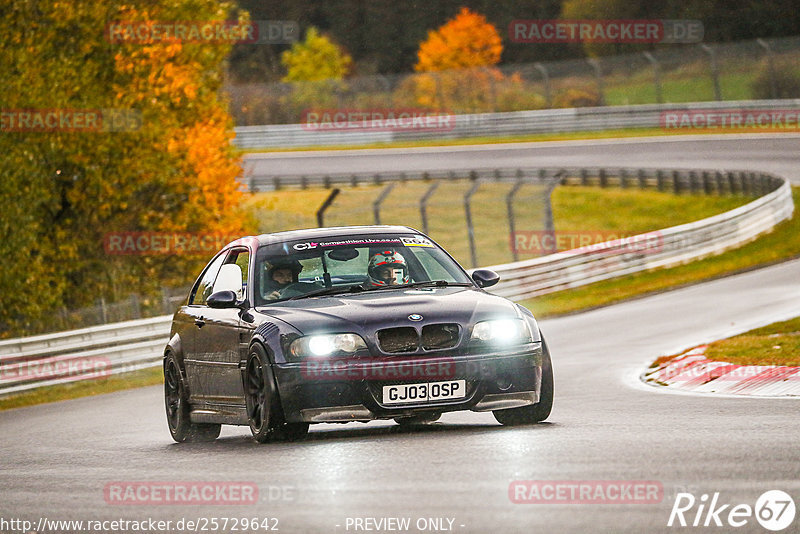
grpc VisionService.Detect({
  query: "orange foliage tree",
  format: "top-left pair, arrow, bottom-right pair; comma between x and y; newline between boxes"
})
409,8 -> 505,112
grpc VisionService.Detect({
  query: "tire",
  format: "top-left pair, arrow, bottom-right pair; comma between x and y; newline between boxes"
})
394,413 -> 441,426
245,344 -> 278,443
164,353 -> 221,443
493,335 -> 554,426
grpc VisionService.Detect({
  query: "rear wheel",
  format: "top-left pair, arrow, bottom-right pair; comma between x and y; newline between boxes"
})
164,354 -> 221,442
493,336 -> 554,426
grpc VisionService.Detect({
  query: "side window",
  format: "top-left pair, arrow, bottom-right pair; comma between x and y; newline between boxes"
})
189,253 -> 227,306
226,248 -> 250,300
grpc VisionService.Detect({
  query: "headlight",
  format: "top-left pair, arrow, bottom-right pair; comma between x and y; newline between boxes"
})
289,333 -> 368,359
470,319 -> 532,345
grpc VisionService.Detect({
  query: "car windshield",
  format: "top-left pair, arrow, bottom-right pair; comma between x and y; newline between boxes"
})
254,234 -> 472,305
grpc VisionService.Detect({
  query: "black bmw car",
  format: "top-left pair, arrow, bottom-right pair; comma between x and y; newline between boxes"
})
164,225 -> 553,443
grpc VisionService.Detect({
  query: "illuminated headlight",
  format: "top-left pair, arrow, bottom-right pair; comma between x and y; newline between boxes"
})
471,319 -> 532,345
290,333 -> 367,359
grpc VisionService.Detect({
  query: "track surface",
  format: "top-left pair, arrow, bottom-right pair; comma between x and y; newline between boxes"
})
244,134 -> 800,185
2,259 -> 799,533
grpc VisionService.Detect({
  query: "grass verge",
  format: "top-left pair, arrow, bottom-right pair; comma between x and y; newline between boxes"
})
521,187 -> 800,318
703,316 -> 800,367
0,366 -> 162,412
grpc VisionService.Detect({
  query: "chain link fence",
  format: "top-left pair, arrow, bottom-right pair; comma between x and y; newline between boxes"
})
226,36 -> 800,126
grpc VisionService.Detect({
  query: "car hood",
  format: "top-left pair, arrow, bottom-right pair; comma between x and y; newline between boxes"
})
255,286 -> 519,334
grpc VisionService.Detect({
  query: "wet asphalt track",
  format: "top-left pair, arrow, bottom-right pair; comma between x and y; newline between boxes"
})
243,134 -> 800,185
1,136 -> 799,533
1,258 -> 799,534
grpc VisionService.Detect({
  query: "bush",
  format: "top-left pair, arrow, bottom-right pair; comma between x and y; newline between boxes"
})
553,88 -> 601,108
750,58 -> 800,99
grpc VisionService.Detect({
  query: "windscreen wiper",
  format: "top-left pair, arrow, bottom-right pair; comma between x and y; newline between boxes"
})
367,280 -> 472,291
287,284 -> 365,300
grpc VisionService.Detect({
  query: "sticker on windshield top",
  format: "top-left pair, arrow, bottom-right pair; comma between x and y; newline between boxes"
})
293,238 -> 402,251
401,237 -> 434,247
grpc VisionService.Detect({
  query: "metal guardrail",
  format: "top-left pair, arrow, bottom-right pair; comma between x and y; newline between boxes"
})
0,167 -> 793,395
234,99 -> 800,149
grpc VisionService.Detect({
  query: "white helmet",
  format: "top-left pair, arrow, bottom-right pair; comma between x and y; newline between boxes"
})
367,250 -> 409,286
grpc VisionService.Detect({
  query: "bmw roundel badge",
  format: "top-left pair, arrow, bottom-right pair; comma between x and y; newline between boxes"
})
408,314 -> 423,321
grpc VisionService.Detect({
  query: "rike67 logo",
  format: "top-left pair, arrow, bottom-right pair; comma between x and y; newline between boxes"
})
668,490 -> 796,531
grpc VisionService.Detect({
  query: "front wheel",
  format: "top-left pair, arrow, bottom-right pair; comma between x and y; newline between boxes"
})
164,353 -> 221,442
493,335 -> 554,426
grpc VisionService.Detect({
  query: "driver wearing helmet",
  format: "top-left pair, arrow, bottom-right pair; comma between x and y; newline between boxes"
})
263,259 -> 302,300
367,250 -> 410,287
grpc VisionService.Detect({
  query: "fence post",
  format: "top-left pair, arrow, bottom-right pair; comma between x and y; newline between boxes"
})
534,62 -> 552,107
464,181 -> 482,268
506,177 -> 525,262
373,183 -> 395,225
757,39 -> 778,99
701,44 -> 722,101
587,58 -> 606,105
316,188 -> 340,227
419,181 -> 439,235
541,174 -> 561,256
643,52 -> 663,104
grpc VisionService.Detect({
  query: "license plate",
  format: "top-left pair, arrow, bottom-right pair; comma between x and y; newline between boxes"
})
382,380 -> 466,405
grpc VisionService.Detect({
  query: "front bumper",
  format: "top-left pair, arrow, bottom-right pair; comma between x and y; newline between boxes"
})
272,343 -> 542,423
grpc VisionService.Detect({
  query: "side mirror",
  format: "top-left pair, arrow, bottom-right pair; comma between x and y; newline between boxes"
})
471,269 -> 500,288
207,290 -> 239,309
212,264 -> 244,300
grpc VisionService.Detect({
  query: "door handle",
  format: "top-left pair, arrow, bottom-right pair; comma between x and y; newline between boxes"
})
195,317 -> 206,328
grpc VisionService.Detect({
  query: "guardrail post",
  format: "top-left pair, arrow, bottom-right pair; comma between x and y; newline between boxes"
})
739,171 -> 749,196
715,171 -> 725,195
323,175 -> 331,188
506,177 -> 525,262
300,175 -> 307,190
637,169 -> 647,189
672,170 -> 682,195
587,58 -> 606,105
316,188 -> 340,227
656,170 -> 665,192
534,62 -> 551,107
599,168 -> 608,188
419,181 -> 439,235
620,168 -> 628,189
702,171 -> 712,195
701,44 -> 722,101
464,181 -> 482,268
727,171 -> 737,194
273,176 -> 281,190
373,183 -> 395,225
757,39 -> 778,99
580,168 -> 589,186
689,171 -> 700,194
643,52 -> 663,104
350,174 -> 358,187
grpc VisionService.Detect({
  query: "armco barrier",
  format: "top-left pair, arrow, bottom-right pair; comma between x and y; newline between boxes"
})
233,99 -> 800,149
0,167 -> 793,394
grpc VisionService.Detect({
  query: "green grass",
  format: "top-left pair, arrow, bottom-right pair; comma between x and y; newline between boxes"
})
520,187 -> 800,318
704,316 -> 800,366
0,367 -> 162,412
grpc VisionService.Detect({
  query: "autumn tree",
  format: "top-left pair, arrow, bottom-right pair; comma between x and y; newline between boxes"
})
0,1 -> 252,336
409,7 -> 503,111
